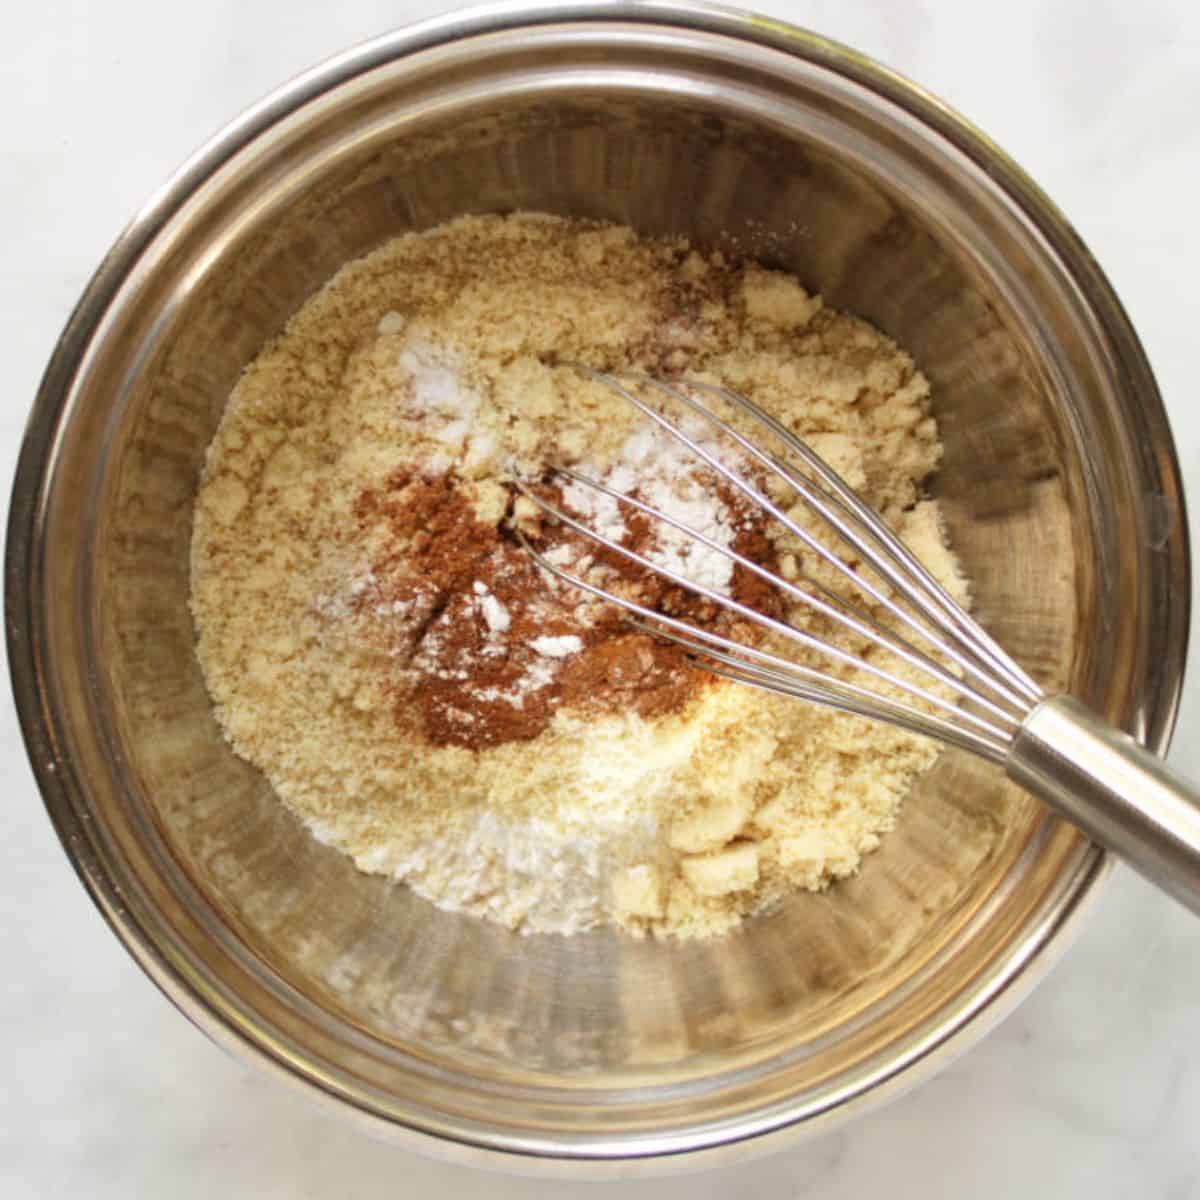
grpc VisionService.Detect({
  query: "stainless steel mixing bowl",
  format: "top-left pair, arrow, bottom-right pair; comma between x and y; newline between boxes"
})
7,0 -> 1189,1175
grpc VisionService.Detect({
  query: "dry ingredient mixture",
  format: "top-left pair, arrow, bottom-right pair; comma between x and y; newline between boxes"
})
190,213 -> 967,939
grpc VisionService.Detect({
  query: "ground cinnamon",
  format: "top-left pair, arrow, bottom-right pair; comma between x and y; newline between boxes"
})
350,466 -> 777,750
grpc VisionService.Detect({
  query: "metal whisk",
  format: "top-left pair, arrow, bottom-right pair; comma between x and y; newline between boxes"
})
516,369 -> 1200,916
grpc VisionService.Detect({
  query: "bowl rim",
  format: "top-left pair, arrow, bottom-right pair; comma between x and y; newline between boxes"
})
6,0 -> 1190,1176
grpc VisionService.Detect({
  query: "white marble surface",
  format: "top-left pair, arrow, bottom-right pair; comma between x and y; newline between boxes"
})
3,0 -> 1200,1194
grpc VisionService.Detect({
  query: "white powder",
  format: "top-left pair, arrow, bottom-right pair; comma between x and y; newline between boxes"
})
561,478 -> 627,542
348,806 -> 665,936
479,593 -> 511,633
471,655 -> 559,709
566,424 -> 741,593
337,708 -> 706,934
530,635 -> 583,658
394,336 -> 489,468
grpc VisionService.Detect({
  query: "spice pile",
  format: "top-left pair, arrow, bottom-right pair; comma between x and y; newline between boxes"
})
190,214 -> 967,938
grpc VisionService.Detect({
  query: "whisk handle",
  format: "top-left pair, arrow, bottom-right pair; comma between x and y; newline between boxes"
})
1009,695 -> 1200,915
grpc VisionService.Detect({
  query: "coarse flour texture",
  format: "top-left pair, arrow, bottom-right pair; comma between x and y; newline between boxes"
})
190,214 -> 967,939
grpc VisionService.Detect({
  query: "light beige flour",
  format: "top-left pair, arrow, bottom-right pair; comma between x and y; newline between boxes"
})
190,213 -> 967,939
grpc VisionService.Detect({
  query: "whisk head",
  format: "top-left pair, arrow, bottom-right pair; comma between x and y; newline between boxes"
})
514,368 -> 1043,765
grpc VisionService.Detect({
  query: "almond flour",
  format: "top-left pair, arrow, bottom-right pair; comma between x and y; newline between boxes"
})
189,213 -> 967,939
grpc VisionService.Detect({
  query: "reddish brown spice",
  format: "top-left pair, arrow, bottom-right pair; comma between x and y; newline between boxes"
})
348,467 -> 779,750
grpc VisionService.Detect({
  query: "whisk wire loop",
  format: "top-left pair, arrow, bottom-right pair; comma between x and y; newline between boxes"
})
515,526 -> 1011,763
657,373 -> 1037,707
541,464 -> 1020,732
680,376 -> 1043,704
519,368 -> 1048,761
575,368 -> 1036,718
